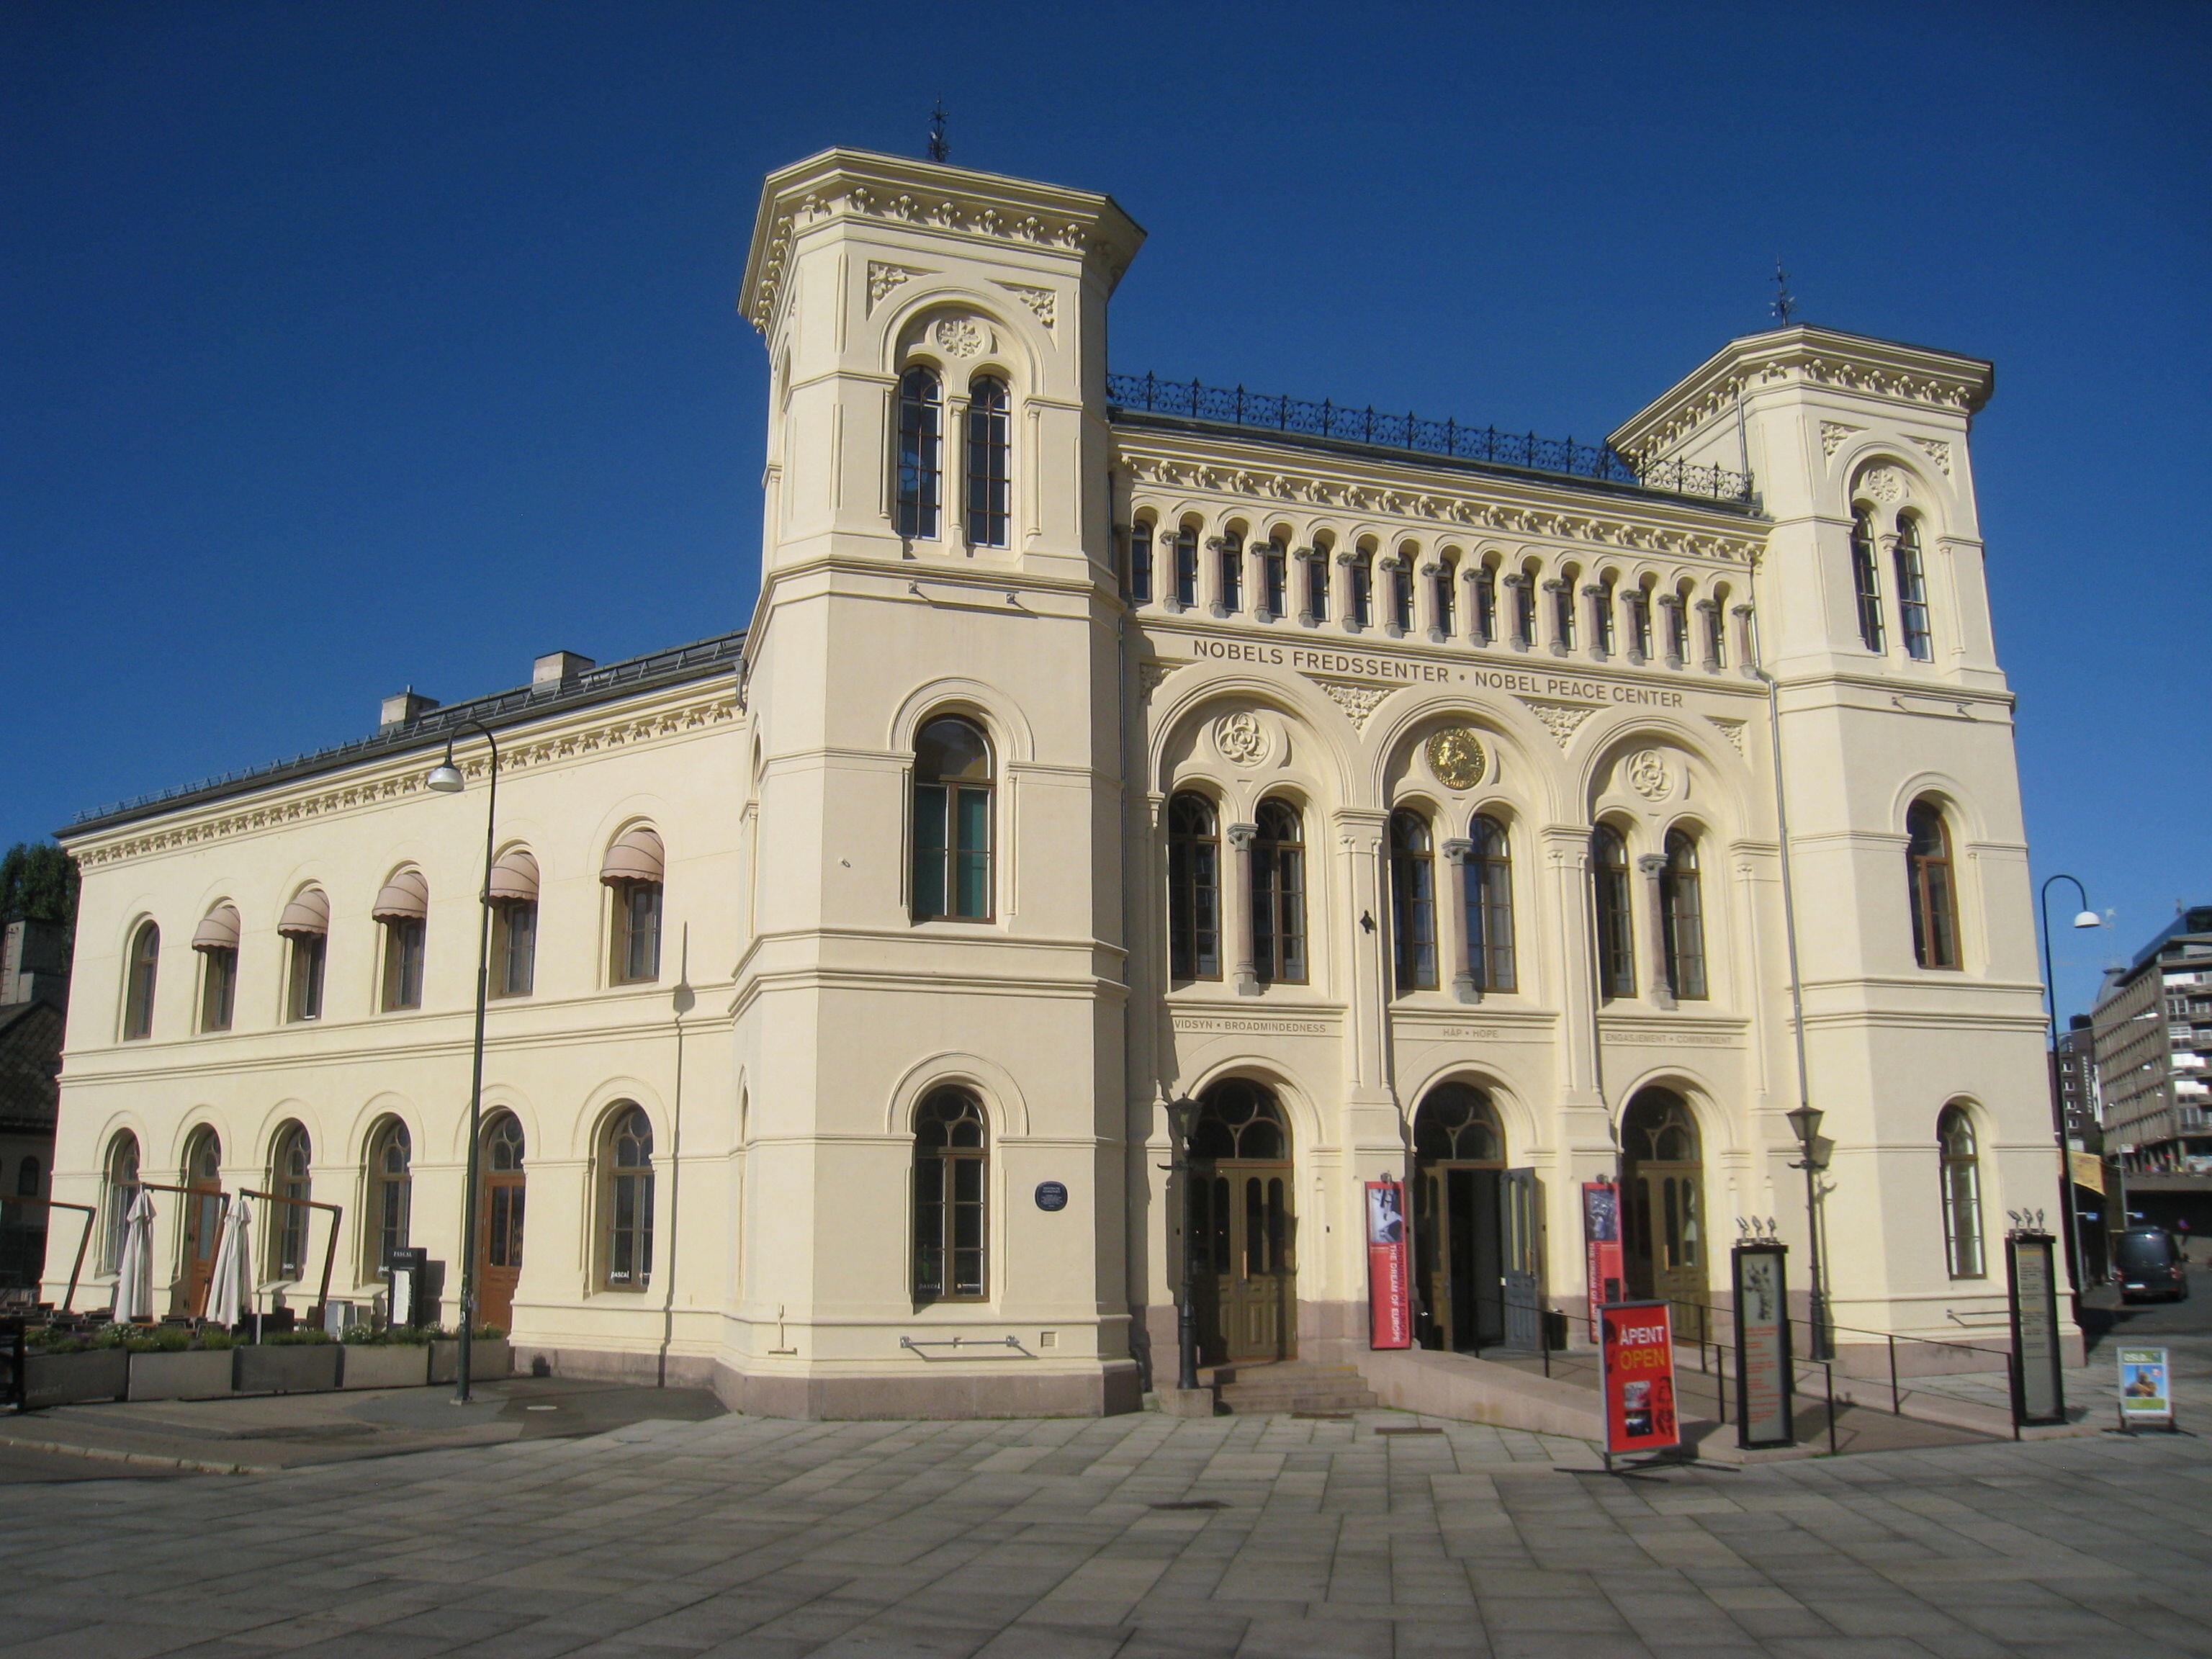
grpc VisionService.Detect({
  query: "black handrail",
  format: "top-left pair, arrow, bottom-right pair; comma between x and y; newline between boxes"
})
1108,372 -> 1755,505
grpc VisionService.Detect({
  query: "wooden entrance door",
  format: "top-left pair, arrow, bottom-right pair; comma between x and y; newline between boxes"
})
1621,1089 -> 1709,1344
175,1128 -> 223,1316
475,1114 -> 526,1331
1501,1168 -> 1545,1351
1187,1079 -> 1295,1366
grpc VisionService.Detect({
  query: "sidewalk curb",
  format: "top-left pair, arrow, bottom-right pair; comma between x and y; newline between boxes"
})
0,1428 -> 272,1477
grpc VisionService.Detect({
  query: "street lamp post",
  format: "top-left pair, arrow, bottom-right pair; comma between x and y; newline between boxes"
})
1165,1096 -> 1201,1393
1786,1104 -> 1831,1362
2037,874 -> 2101,1310
426,721 -> 499,1404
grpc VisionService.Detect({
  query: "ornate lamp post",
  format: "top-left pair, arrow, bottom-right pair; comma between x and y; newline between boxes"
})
425,720 -> 499,1404
2037,874 -> 2102,1306
1786,1104 -> 1831,1362
1165,1095 -> 1202,1393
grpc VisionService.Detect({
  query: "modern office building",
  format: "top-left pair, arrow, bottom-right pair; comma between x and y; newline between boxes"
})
2093,907 -> 2212,1175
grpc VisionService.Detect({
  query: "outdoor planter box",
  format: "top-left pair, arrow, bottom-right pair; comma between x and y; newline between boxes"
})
428,1337 -> 511,1385
339,1343 -> 431,1390
23,1349 -> 130,1409
234,1344 -> 341,1395
127,1349 -> 235,1401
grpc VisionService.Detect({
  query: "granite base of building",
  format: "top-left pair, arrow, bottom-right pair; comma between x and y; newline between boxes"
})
518,1343 -> 1143,1421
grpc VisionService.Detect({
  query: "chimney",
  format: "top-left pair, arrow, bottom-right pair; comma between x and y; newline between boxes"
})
380,687 -> 440,730
533,650 -> 595,689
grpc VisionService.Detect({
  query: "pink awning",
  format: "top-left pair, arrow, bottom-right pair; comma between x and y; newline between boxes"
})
370,868 -> 430,922
276,889 -> 330,940
487,848 -> 540,904
600,827 -> 665,886
191,904 -> 240,953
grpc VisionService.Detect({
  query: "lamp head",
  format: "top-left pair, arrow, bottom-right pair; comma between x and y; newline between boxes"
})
1166,1096 -> 1200,1146
1786,1104 -> 1823,1147
2071,909 -> 2100,930
426,745 -> 464,793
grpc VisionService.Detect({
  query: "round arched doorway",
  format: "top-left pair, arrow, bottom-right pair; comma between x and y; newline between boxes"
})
1619,1087 -> 1709,1342
1189,1079 -> 1295,1364
475,1112 -> 527,1331
1412,1084 -> 1544,1353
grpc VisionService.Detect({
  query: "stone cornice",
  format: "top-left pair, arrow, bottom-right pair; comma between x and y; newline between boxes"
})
1115,430 -> 1763,567
740,148 -> 1146,336
68,687 -> 741,871
1610,325 -> 1995,465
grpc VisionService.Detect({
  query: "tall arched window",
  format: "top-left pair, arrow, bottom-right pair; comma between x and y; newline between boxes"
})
367,1120 -> 411,1277
1127,520 -> 1154,604
1906,801 -> 1960,969
1252,798 -> 1306,986
1216,530 -> 1244,613
913,1087 -> 987,1302
269,1123 -> 311,1280
603,827 -> 665,984
192,904 -> 239,1033
1704,590 -> 1729,668
895,367 -> 942,539
1513,567 -> 1539,647
122,920 -> 160,1040
963,375 -> 1010,547
1308,541 -> 1332,621
1938,1105 -> 1984,1278
1389,809 -> 1437,994
1592,825 -> 1635,999
1466,815 -> 1516,993
1167,792 -> 1220,981
912,717 -> 993,922
1172,524 -> 1200,608
372,869 -> 428,1012
1629,581 -> 1655,660
1260,538 -> 1288,619
1592,577 -> 1617,657
1388,556 -> 1413,632
15,1154 -> 38,1197
1431,557 -> 1456,637
488,848 -> 539,998
1850,508 -> 1887,652
1349,550 -> 1374,628
1660,830 -> 1708,1002
1473,562 -> 1496,644
279,887 -> 328,1022
102,1133 -> 140,1272
1552,572 -> 1578,651
180,1127 -> 222,1308
1666,585 -> 1692,665
1894,515 -> 1933,660
602,1105 -> 655,1290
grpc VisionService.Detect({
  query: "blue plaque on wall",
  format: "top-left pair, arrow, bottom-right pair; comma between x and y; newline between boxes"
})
1034,1181 -> 1069,1212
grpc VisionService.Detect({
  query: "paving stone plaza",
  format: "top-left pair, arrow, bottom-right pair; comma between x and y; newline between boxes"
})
6,1399 -> 2212,1659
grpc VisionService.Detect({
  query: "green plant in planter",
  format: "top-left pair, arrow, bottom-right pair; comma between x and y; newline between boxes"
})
262,1327 -> 331,1346
123,1327 -> 195,1354
472,1324 -> 507,1341
195,1328 -> 237,1350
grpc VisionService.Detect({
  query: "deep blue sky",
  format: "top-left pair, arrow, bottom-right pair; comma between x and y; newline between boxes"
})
5,1 -> 2204,1017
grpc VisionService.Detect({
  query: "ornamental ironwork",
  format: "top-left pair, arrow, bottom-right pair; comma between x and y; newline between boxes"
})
1107,372 -> 1753,505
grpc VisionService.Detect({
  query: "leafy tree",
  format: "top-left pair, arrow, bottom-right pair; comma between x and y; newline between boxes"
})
0,842 -> 78,930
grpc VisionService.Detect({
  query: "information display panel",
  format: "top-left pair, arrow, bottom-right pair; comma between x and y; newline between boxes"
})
2006,1231 -> 2067,1429
1364,1180 -> 1412,1349
1583,1182 -> 1624,1341
1730,1242 -> 1793,1450
1599,1300 -> 1679,1460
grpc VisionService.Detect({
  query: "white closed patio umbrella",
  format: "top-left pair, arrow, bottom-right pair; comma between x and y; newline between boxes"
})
204,1198 -> 252,1328
112,1189 -> 156,1323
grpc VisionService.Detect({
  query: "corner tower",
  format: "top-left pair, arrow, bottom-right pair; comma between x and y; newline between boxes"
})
729,151 -> 1146,1416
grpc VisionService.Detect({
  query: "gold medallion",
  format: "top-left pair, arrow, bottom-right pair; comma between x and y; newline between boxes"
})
1426,727 -> 1487,791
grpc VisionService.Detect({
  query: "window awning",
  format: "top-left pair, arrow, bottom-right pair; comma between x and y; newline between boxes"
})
371,868 -> 430,922
488,848 -> 540,904
191,904 -> 240,953
277,889 -> 330,940
600,827 -> 665,886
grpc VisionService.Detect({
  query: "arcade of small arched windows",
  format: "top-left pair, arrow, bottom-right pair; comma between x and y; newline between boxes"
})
1116,511 -> 1756,677
1846,462 -> 1943,664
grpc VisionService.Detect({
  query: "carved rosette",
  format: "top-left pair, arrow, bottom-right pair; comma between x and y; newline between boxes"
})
1624,750 -> 1672,801
932,315 -> 990,359
1213,710 -> 1270,766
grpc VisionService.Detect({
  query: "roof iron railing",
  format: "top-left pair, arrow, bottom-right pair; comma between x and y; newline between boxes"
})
66,629 -> 747,830
1107,372 -> 1753,505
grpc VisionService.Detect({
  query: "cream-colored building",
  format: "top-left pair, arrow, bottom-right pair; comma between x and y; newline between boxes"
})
42,148 -> 2061,1417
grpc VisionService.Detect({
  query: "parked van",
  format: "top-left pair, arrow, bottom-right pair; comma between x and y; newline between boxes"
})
2113,1228 -> 2189,1303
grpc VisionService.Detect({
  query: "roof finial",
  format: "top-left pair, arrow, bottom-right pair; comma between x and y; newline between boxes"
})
1771,259 -> 1798,326
927,96 -> 949,163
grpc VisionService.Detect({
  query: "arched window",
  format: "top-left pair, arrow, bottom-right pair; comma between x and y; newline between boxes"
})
1167,792 -> 1220,981
1413,1084 -> 1501,1163
488,848 -> 539,999
1473,562 -> 1496,644
1252,799 -> 1306,986
1894,515 -> 1933,661
372,869 -> 428,1012
1850,508 -> 1886,652
1592,825 -> 1635,999
1308,541 -> 1333,620
482,1112 -> 526,1278
1126,520 -> 1154,604
912,717 -> 993,922
367,1120 -> 411,1277
1629,581 -> 1655,660
964,375 -> 1010,547
122,920 -> 160,1040
1349,549 -> 1374,628
1592,577 -> 1617,657
1906,801 -> 1960,969
1388,556 -> 1413,632
602,1105 -> 655,1290
192,904 -> 239,1033
279,887 -> 328,1022
1260,538 -> 1288,619
1389,809 -> 1437,994
1704,590 -> 1729,668
1466,815 -> 1516,993
1172,524 -> 1200,608
895,367 -> 942,539
1666,585 -> 1692,665
1660,830 -> 1708,1002
602,827 -> 665,984
913,1087 -> 987,1302
180,1127 -> 222,1303
15,1154 -> 39,1197
269,1123 -> 311,1280
1216,530 -> 1244,613
1552,572 -> 1577,651
1938,1105 -> 1984,1278
1431,557 -> 1457,637
1513,567 -> 1538,647
102,1133 -> 140,1272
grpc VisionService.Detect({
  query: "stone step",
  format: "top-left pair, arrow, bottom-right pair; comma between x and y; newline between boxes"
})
1212,1362 -> 1379,1415
1218,1390 -> 1380,1416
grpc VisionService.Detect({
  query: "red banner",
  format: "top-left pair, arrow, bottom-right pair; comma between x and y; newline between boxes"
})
1364,1180 -> 1412,1349
1599,1300 -> 1679,1455
1583,1182 -> 1624,1340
